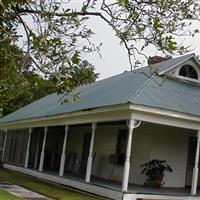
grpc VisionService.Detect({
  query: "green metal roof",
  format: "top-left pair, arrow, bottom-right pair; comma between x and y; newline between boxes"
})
131,76 -> 200,116
0,54 -> 200,124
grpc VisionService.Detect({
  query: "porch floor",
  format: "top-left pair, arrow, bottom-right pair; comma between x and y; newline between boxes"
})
93,178 -> 200,197
5,164 -> 200,199
60,171 -> 200,197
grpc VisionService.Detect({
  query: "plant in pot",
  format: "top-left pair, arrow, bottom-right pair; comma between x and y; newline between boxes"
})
140,159 -> 172,188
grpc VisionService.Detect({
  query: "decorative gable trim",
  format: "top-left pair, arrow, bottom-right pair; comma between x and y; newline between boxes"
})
174,62 -> 200,83
159,54 -> 200,83
158,54 -> 196,75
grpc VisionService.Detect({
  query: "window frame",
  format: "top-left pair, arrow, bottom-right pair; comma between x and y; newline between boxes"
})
173,61 -> 200,83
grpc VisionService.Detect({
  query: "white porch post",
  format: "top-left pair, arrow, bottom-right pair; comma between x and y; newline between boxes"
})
59,125 -> 69,176
39,127 -> 48,172
2,129 -> 7,161
24,128 -> 32,168
191,130 -> 200,195
85,122 -> 97,183
122,118 -> 139,192
34,133 -> 40,169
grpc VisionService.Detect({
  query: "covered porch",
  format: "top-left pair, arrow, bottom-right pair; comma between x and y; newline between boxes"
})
1,107 -> 200,200
3,163 -> 200,200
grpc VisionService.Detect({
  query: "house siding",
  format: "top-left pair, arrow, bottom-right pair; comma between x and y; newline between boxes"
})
90,123 -> 194,188
92,125 -> 126,180
149,126 -> 193,187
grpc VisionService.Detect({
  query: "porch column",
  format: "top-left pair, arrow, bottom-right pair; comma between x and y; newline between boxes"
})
39,127 -> 48,172
34,132 -> 40,169
191,130 -> 200,195
2,129 -> 7,161
59,125 -> 69,176
85,122 -> 97,183
122,118 -> 140,192
24,128 -> 32,168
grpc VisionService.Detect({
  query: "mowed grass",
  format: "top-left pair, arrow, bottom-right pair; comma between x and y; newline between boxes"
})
0,169 -> 103,200
0,188 -> 22,200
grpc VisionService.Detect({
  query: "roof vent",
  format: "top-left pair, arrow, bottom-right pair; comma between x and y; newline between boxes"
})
148,56 -> 171,65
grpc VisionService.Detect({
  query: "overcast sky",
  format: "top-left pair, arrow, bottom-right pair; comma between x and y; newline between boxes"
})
67,1 -> 200,80
20,1 -> 200,80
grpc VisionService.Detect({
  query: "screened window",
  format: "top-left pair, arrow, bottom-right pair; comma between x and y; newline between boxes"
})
116,129 -> 127,165
187,137 -> 196,166
0,130 -> 5,161
179,65 -> 198,80
4,129 -> 29,166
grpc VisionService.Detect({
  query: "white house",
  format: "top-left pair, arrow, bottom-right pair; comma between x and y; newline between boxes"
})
0,54 -> 200,200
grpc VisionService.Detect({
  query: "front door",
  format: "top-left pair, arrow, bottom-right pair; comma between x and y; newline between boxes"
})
79,133 -> 91,175
186,137 -> 200,186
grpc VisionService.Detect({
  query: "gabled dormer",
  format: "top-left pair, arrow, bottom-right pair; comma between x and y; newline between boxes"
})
157,54 -> 200,83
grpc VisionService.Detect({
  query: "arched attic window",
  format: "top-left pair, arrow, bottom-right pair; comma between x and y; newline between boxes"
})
179,65 -> 198,80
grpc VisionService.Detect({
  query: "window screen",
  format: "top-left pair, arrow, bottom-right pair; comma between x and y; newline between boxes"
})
116,129 -> 127,165
4,129 -> 29,166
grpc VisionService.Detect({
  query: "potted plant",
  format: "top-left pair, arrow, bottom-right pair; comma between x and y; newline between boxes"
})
140,159 -> 172,187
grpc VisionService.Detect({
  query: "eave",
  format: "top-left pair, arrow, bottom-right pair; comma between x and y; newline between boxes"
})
130,104 -> 200,130
0,103 -> 200,131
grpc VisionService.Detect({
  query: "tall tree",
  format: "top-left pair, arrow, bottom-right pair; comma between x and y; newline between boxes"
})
0,40 -> 97,116
1,0 -> 200,93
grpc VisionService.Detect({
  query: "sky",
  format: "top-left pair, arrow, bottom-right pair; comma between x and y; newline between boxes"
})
66,1 -> 200,80
20,1 -> 200,80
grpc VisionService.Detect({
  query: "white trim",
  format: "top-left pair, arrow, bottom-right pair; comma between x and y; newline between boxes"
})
1,103 -> 200,131
34,132 -> 40,169
39,127 -> 48,172
122,117 -> 141,192
85,122 -> 97,183
2,129 -> 7,161
24,128 -> 32,168
59,125 -> 69,176
158,54 -> 195,75
174,75 -> 200,84
173,60 -> 200,83
191,130 -> 200,195
130,104 -> 200,130
123,193 -> 200,200
0,105 -> 130,129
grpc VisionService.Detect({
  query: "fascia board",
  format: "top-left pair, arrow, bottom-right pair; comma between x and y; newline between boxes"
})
0,104 -> 130,129
129,104 -> 200,130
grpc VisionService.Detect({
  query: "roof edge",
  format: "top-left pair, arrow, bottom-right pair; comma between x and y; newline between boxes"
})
129,104 -> 200,130
0,104 -> 130,128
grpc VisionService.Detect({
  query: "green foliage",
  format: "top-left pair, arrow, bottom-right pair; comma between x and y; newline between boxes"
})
1,0 -> 199,68
141,159 -> 172,181
1,0 -> 99,100
0,188 -> 23,200
1,71 -> 55,116
0,40 -> 98,116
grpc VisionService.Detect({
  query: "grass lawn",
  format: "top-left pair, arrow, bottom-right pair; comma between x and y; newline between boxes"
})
0,168 -> 103,200
0,188 -> 22,200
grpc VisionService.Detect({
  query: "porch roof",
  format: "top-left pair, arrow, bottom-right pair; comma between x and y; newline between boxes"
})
0,54 -> 200,124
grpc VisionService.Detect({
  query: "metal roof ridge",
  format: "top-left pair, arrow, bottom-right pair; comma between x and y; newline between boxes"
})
128,75 -> 153,103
